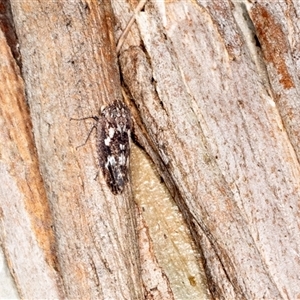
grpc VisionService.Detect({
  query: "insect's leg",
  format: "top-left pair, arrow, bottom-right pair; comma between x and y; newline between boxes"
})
70,115 -> 99,149
75,124 -> 97,150
70,116 -> 99,122
94,170 -> 99,181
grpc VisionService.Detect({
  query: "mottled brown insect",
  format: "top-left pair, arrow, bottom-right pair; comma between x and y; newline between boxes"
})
98,100 -> 132,194
72,100 -> 132,194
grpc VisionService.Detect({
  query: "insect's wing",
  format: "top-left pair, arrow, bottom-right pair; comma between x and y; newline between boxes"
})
98,101 -> 131,194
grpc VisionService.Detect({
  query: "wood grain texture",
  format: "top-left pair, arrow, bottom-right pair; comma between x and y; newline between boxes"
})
9,0 -> 142,299
0,29 -> 62,299
3,0 -> 300,298
115,0 -> 300,299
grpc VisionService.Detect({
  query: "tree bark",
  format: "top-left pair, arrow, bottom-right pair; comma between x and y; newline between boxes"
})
1,0 -> 300,299
115,0 -> 300,299
1,0 -> 143,299
0,26 -> 63,299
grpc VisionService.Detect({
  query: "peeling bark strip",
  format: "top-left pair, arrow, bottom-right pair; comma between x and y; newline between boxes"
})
249,3 -> 295,90
72,100 -> 132,194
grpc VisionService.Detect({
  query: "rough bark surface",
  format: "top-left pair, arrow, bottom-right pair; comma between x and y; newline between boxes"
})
114,0 -> 300,299
1,0 -> 143,299
1,0 -> 300,299
0,28 -> 63,300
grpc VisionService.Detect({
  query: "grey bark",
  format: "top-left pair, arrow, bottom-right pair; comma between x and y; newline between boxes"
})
1,0 -> 143,299
115,0 -> 300,299
1,0 -> 300,299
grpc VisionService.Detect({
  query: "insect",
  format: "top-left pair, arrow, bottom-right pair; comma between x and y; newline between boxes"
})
72,100 -> 132,194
